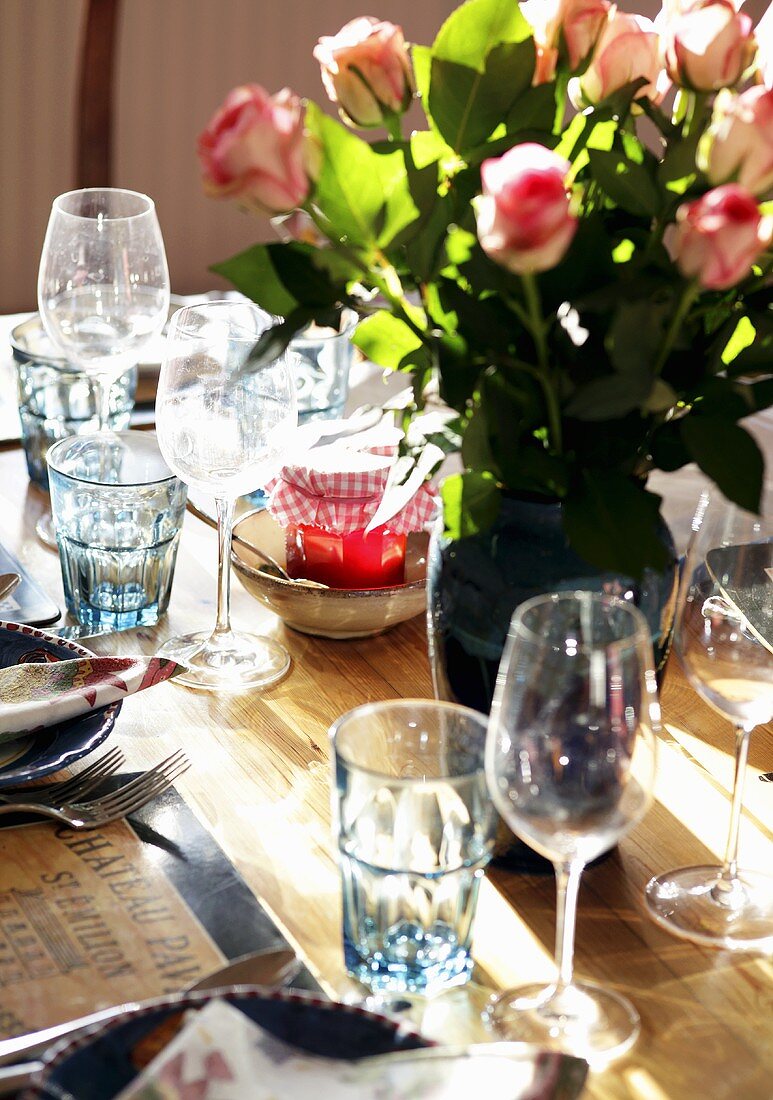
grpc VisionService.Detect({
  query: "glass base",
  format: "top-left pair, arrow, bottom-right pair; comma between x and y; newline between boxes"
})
35,512 -> 58,550
645,865 -> 773,952
483,979 -> 640,1067
157,629 -> 290,692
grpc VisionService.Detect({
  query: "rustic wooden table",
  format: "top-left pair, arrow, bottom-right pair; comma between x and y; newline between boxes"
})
1,438 -> 771,1100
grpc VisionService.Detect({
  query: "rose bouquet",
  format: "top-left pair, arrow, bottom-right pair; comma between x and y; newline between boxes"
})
198,0 -> 773,577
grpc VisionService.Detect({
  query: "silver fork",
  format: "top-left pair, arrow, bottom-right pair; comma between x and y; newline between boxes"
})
0,749 -> 189,828
0,746 -> 126,805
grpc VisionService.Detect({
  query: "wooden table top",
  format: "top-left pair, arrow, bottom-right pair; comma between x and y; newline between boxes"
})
1,441 -> 771,1100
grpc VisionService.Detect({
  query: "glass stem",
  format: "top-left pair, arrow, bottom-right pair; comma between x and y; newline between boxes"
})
553,860 -> 583,992
213,497 -> 235,640
714,723 -> 752,902
93,376 -> 112,433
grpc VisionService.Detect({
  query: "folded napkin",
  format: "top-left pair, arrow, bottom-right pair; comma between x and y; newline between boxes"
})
0,656 -> 182,742
116,998 -> 568,1100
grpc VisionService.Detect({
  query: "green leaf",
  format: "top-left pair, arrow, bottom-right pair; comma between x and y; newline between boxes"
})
722,309 -> 773,375
267,243 -> 346,307
410,129 -> 453,170
244,308 -> 315,370
658,131 -> 702,195
371,146 -> 421,247
460,402 -> 498,473
211,245 -> 297,317
305,102 -> 385,249
562,472 -> 671,578
564,373 -> 653,420
352,312 -> 429,371
428,39 -> 536,152
440,470 -> 501,539
588,149 -> 661,217
680,418 -> 764,513
432,0 -> 532,71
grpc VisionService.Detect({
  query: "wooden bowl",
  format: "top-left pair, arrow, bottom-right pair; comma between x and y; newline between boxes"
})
231,511 -> 428,639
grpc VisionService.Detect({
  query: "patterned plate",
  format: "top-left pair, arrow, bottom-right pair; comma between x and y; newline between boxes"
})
30,988 -> 430,1099
0,622 -> 119,789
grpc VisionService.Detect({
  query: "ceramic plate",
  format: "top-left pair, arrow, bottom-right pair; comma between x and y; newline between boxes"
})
0,622 -> 119,789
31,988 -> 430,1099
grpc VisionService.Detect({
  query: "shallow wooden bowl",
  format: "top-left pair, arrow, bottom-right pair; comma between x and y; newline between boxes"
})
231,511 -> 428,640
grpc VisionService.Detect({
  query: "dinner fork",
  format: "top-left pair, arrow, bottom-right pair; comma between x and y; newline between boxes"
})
0,746 -> 126,805
0,749 -> 189,827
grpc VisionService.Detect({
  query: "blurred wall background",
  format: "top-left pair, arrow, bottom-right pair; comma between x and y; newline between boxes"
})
0,0 -> 768,311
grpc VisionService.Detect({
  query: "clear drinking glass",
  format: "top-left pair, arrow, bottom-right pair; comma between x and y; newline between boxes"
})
485,592 -> 658,1064
37,187 -> 169,432
155,300 -> 297,691
331,699 -> 497,996
645,486 -> 773,951
48,431 -> 187,630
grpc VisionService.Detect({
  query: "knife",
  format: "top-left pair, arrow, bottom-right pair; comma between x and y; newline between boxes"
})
0,945 -> 300,1093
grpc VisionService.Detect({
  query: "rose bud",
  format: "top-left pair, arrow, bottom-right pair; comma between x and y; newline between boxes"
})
699,86 -> 773,198
667,184 -> 773,290
521,0 -> 611,85
663,0 -> 755,92
573,11 -> 664,106
313,17 -> 414,129
474,143 -> 578,276
198,85 -> 311,215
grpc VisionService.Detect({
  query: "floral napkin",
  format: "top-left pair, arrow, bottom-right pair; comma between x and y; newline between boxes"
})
0,656 -> 182,742
115,998 -> 575,1100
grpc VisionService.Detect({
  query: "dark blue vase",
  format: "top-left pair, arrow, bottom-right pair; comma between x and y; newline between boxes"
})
426,492 -> 678,870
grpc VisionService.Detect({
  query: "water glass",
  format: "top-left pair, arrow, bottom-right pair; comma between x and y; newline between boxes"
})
288,311 -> 356,424
331,699 -> 497,996
11,315 -> 136,491
47,431 -> 187,630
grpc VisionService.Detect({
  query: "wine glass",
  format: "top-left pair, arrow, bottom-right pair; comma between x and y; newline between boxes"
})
485,591 -> 659,1064
155,300 -> 297,691
38,187 -> 170,430
645,485 -> 773,951
36,187 -> 170,544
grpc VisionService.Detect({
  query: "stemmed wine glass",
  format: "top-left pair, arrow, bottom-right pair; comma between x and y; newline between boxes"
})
155,300 -> 297,691
36,187 -> 170,544
645,485 -> 773,951
485,591 -> 659,1064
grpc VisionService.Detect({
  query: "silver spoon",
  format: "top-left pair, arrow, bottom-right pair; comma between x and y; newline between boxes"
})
186,502 -> 327,588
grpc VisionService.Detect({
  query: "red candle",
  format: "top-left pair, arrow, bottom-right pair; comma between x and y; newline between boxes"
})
285,523 -> 406,588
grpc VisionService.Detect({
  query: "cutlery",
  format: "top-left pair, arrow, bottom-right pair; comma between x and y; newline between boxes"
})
0,945 -> 301,1093
0,574 -> 21,603
0,749 -> 189,827
0,746 -> 126,804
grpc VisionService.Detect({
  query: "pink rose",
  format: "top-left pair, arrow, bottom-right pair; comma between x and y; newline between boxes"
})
663,0 -> 755,92
474,144 -> 577,276
756,2 -> 773,88
667,184 -> 773,290
198,85 -> 310,215
313,17 -> 414,129
700,86 -> 773,198
574,11 -> 664,106
521,0 -> 611,85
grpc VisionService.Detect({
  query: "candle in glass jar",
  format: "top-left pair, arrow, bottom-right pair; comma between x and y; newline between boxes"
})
285,522 -> 406,588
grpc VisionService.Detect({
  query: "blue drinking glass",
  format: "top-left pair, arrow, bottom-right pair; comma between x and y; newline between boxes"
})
47,431 -> 187,630
330,699 -> 497,996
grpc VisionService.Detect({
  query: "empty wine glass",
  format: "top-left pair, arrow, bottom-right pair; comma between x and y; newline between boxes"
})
155,300 -> 296,691
645,485 -> 773,951
38,187 -> 170,431
485,591 -> 659,1064
36,187 -> 170,546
